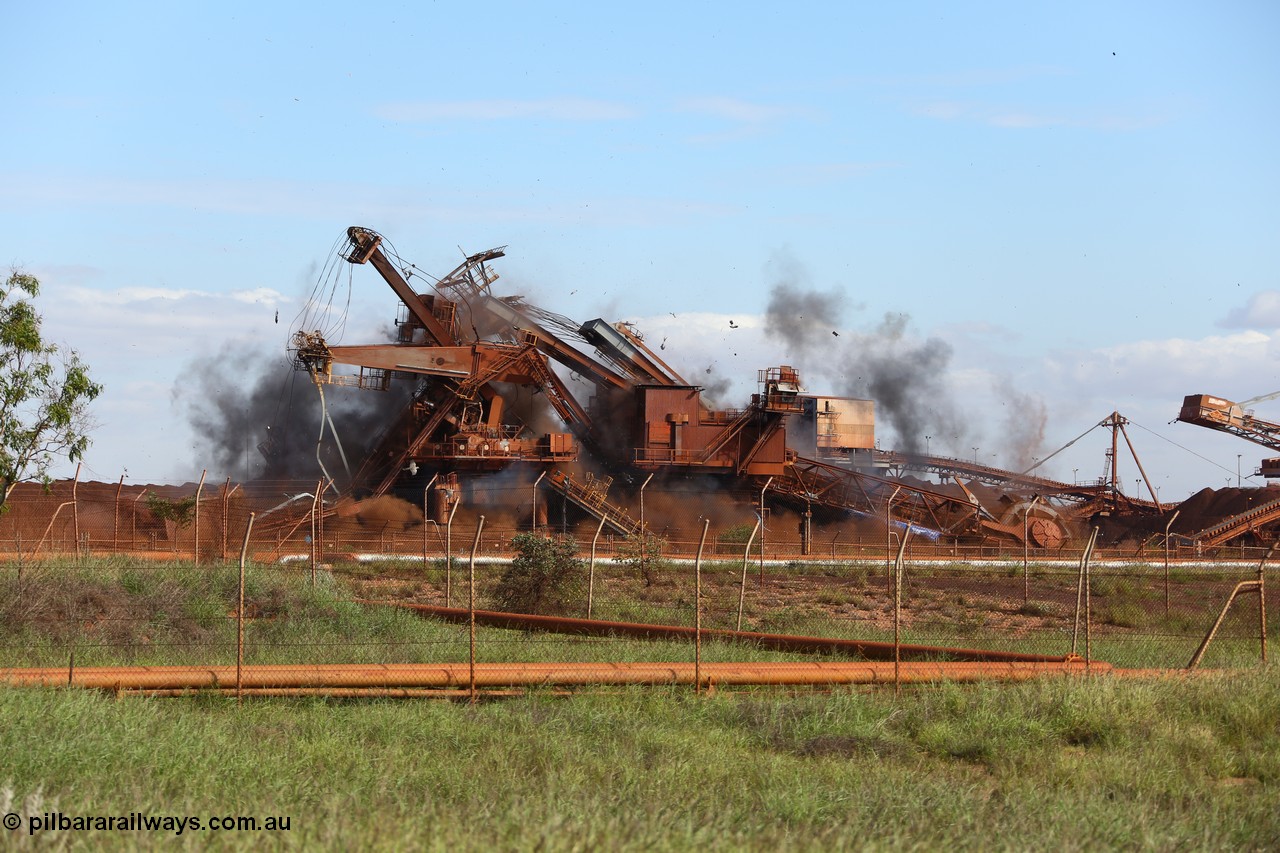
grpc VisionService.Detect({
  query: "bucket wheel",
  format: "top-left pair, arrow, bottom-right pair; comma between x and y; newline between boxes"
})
1001,500 -> 1071,550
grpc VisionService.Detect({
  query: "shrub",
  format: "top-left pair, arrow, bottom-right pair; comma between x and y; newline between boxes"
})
491,533 -> 585,616
716,523 -> 758,547
612,533 -> 669,587
145,491 -> 197,529
1097,602 -> 1147,629
1017,600 -> 1054,618
1090,576 -> 1137,598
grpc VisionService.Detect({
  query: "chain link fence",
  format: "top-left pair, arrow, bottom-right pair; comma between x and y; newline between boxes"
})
0,478 -> 1273,692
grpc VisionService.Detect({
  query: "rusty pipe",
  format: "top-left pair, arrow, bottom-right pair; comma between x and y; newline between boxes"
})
135,688 -> 542,699
136,665 -> 1214,697
365,601 -> 1078,663
0,660 -> 1108,691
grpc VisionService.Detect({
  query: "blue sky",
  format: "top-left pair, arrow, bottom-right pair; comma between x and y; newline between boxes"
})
3,1 -> 1278,500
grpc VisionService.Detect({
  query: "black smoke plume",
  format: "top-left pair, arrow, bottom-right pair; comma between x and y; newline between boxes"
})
837,313 -> 962,455
177,343 -> 416,485
763,278 -> 845,361
761,260 -> 966,454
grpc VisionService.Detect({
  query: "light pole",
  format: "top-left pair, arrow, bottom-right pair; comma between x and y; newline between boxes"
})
1238,454 -> 1242,487
925,435 -> 931,456
972,447 -> 979,464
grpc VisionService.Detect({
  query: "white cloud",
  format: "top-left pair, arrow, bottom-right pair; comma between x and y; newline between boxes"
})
1219,290 -> 1280,330
674,97 -> 812,124
1044,330 -> 1274,399
61,285 -> 286,306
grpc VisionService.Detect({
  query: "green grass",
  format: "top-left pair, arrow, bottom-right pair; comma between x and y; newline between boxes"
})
2,556 -> 1274,671
0,557 -> 1277,849
0,671 -> 1277,850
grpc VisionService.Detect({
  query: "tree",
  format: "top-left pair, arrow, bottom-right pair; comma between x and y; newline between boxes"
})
612,532 -> 669,587
144,491 -> 198,529
491,532 -> 585,615
0,270 -> 102,509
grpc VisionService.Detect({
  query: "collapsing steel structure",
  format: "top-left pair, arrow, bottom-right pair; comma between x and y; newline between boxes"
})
283,227 -> 1273,549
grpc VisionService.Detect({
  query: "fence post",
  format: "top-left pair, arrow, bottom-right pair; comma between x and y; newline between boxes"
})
1023,495 -> 1041,606
310,479 -> 322,585
759,477 -> 772,586
1163,510 -> 1180,616
318,481 -> 328,564
1072,528 -> 1099,657
221,477 -> 231,561
1085,532 -> 1093,670
72,463 -> 81,560
237,512 -> 256,705
469,516 -> 486,704
694,518 -> 709,695
894,523 -> 913,696
422,475 -> 437,577
132,490 -> 145,551
885,486 -> 902,596
114,474 -> 124,553
446,500 -> 459,606
193,469 -> 207,565
736,519 -> 761,632
1259,551 -> 1268,665
1187,543 -> 1274,670
588,515 -> 606,620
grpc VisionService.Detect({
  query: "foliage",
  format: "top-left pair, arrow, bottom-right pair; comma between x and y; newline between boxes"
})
612,532 -> 670,586
144,491 -> 198,529
716,522 -> 758,547
0,271 -> 102,510
491,532 -> 585,615
1,671 -> 1278,849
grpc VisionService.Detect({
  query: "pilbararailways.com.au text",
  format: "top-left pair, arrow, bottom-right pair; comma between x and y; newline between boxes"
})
4,811 -> 291,836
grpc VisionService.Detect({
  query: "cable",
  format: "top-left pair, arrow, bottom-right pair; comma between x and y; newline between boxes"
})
1128,418 -> 1253,482
308,368 -> 345,487
1018,421 -> 1102,476
293,232 -> 356,344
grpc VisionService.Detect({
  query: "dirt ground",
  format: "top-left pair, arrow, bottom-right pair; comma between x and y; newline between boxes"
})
339,557 -> 1275,647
